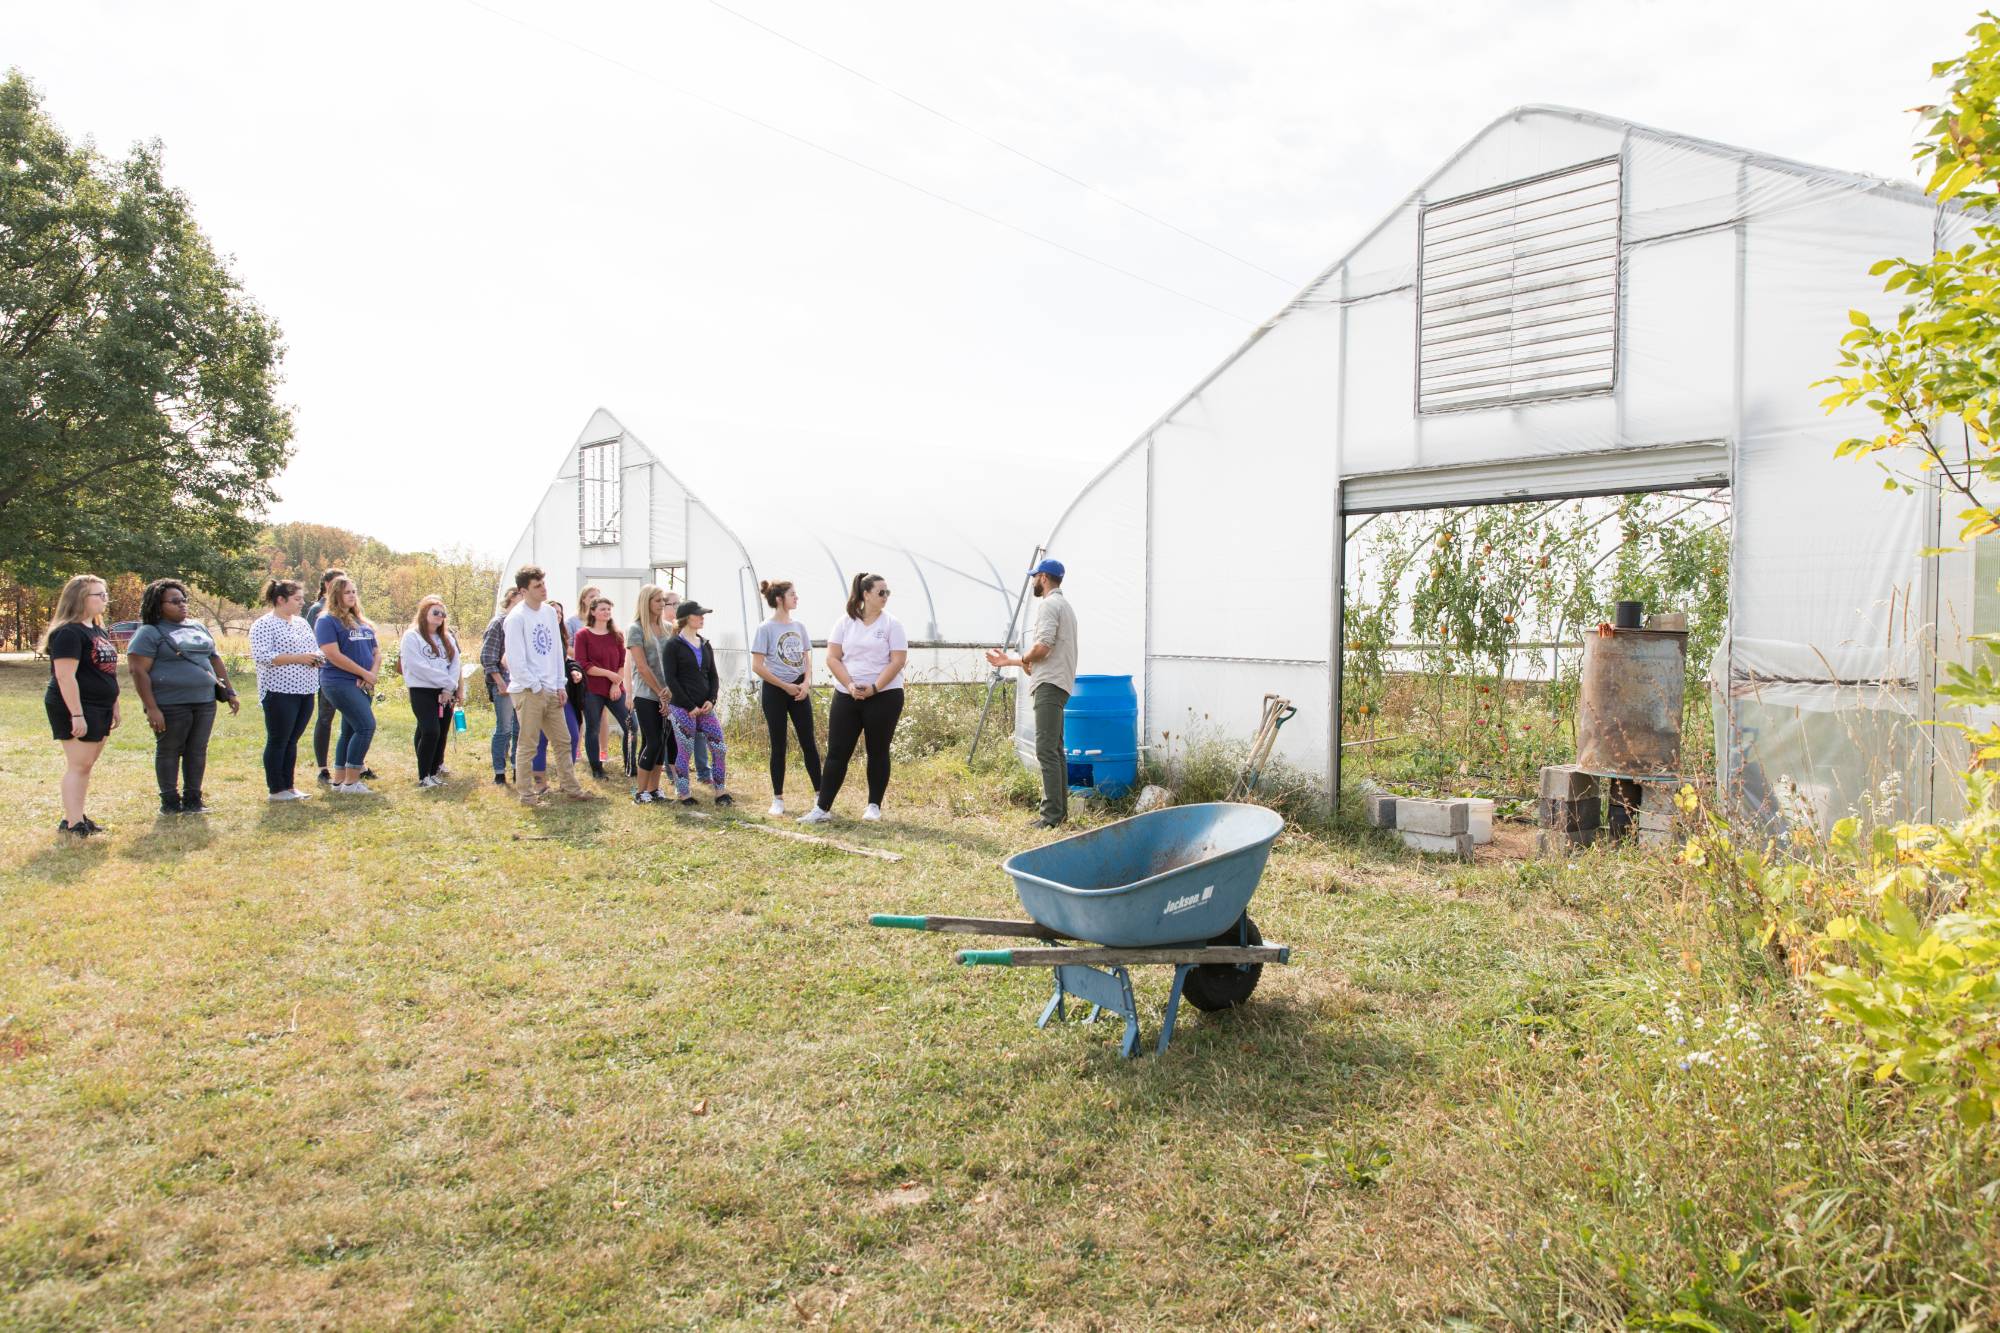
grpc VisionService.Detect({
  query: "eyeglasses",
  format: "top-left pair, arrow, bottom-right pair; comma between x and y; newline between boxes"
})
429,609 -> 447,617
874,588 -> 891,597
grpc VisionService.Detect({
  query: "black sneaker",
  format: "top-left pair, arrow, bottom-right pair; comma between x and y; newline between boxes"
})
590,763 -> 607,780
317,769 -> 332,786
678,797 -> 698,807
57,819 -> 81,839
160,795 -> 183,816
181,797 -> 209,815
360,768 -> 378,781
493,772 -> 507,785
79,816 -> 104,834
714,793 -> 734,807
633,790 -> 654,805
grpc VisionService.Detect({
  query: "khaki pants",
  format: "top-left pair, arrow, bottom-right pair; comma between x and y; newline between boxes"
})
513,689 -> 581,798
1033,683 -> 1069,824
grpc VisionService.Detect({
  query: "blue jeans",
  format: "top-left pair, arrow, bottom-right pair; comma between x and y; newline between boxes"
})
531,700 -> 580,773
322,675 -> 377,770
488,680 -> 518,776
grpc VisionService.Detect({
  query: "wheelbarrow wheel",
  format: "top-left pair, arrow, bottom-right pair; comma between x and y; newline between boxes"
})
1181,915 -> 1263,1012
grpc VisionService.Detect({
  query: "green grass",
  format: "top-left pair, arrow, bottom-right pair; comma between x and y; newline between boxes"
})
1,661 -> 1995,1329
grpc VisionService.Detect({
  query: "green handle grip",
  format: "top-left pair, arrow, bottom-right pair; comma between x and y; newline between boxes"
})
957,949 -> 1015,967
870,914 -> 929,930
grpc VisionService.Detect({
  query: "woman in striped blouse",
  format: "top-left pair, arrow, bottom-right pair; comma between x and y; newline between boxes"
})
249,578 -> 325,801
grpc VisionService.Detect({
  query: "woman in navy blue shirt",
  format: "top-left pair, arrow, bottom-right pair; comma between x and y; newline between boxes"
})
313,575 -> 381,794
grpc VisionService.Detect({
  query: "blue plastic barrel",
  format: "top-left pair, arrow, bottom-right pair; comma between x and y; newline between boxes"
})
1063,674 -> 1138,799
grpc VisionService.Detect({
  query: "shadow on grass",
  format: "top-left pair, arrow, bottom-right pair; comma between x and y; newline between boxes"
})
19,838 -> 114,881
118,815 -> 215,862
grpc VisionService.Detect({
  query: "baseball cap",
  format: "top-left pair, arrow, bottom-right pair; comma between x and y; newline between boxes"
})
1029,558 -> 1065,579
676,600 -> 712,617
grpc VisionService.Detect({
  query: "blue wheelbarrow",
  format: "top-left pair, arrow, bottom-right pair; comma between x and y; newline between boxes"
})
872,803 -> 1292,1057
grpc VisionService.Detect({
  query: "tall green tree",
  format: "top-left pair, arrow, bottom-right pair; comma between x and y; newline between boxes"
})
0,69 -> 291,599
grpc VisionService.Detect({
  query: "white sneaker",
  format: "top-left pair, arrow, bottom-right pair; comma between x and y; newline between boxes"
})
767,798 -> 785,816
798,806 -> 833,825
861,803 -> 882,822
339,781 -> 373,795
417,775 -> 441,789
269,789 -> 303,802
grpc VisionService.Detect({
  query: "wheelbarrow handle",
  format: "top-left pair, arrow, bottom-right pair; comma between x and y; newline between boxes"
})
870,914 -> 929,930
957,949 -> 1015,967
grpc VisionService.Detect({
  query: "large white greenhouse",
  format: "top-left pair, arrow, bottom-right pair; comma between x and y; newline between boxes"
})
503,408 -> 1049,692
1016,105 -> 1984,827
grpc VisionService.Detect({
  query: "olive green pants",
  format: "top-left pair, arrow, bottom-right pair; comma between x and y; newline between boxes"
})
1033,683 -> 1069,824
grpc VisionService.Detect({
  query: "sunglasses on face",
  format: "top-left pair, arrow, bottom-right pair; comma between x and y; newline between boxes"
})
429,609 -> 446,617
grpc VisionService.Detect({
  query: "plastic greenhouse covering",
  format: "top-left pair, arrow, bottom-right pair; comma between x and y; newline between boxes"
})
503,409 -> 1054,701
1017,104 -> 1982,828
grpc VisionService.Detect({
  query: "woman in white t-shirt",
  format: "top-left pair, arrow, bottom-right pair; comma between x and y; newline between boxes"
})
800,572 -> 907,824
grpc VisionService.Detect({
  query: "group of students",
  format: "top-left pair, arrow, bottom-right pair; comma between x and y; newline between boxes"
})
36,563 -> 915,839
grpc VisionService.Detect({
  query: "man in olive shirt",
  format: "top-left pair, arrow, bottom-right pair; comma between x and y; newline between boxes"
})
986,558 -> 1078,828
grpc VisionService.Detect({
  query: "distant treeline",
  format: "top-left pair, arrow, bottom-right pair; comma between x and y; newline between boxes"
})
1,523 -> 500,651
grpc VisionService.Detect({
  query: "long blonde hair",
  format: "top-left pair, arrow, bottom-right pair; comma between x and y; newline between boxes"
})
409,594 -> 457,658
326,575 -> 372,631
634,582 -> 671,649
38,574 -> 106,652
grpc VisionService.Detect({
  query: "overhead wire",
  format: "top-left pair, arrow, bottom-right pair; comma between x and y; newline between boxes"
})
701,0 -> 1304,289
460,0 -> 1260,325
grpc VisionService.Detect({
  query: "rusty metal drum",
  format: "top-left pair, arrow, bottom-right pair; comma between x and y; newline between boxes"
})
1576,627 -> 1689,780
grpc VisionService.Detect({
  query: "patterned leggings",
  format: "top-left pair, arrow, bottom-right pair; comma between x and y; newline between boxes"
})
668,706 -> 726,798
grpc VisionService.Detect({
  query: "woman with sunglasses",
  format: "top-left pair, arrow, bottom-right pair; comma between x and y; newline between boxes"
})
663,599 -> 730,806
801,572 -> 907,824
400,595 -> 462,788
575,593 -> 632,781
128,578 -> 239,815
41,574 -> 120,838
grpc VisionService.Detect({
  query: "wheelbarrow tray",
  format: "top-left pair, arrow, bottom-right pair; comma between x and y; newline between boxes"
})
1001,802 -> 1284,948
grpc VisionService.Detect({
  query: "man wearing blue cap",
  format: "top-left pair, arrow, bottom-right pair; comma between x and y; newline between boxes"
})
987,559 -> 1077,828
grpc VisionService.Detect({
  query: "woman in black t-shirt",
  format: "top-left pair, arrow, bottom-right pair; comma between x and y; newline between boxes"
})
41,574 -> 121,839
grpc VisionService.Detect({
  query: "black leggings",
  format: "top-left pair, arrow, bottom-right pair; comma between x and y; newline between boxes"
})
583,693 -> 633,771
635,697 -> 679,773
408,687 -> 451,779
817,688 -> 903,810
760,681 -> 823,797
155,701 -> 217,802
312,685 -> 336,770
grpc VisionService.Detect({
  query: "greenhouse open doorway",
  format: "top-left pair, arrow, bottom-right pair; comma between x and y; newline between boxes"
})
1332,447 -> 1733,834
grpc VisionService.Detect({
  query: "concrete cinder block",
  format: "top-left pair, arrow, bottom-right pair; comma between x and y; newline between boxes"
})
1636,779 -> 1683,810
1397,798 -> 1469,836
1539,796 -> 1601,831
1538,827 -> 1601,857
1636,809 -> 1674,833
1401,829 -> 1474,859
1541,765 -> 1599,801
1363,793 -> 1398,828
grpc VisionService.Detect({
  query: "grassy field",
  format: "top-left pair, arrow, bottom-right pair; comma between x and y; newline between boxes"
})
2,660 -> 1995,1329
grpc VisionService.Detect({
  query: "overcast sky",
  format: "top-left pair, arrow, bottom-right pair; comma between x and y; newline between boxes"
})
9,1 -> 1978,562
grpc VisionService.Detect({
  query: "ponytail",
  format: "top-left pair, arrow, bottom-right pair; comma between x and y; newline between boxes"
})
845,573 -> 877,621
760,579 -> 793,609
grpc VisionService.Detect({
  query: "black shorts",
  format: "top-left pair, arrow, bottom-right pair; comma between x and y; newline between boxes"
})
46,691 -> 114,742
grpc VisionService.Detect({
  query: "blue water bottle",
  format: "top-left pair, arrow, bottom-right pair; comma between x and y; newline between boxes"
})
453,706 -> 467,733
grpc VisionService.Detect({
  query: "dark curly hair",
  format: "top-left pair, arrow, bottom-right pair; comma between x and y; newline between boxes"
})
139,578 -> 188,626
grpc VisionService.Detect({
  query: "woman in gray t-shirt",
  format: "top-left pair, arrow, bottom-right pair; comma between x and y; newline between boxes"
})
127,577 -> 241,815
624,583 -> 679,804
750,579 -> 822,815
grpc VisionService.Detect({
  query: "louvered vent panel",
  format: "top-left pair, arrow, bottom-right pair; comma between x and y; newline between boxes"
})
1417,157 -> 1620,413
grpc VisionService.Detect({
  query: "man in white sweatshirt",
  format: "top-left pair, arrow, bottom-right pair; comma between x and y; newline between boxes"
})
502,565 -> 597,804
